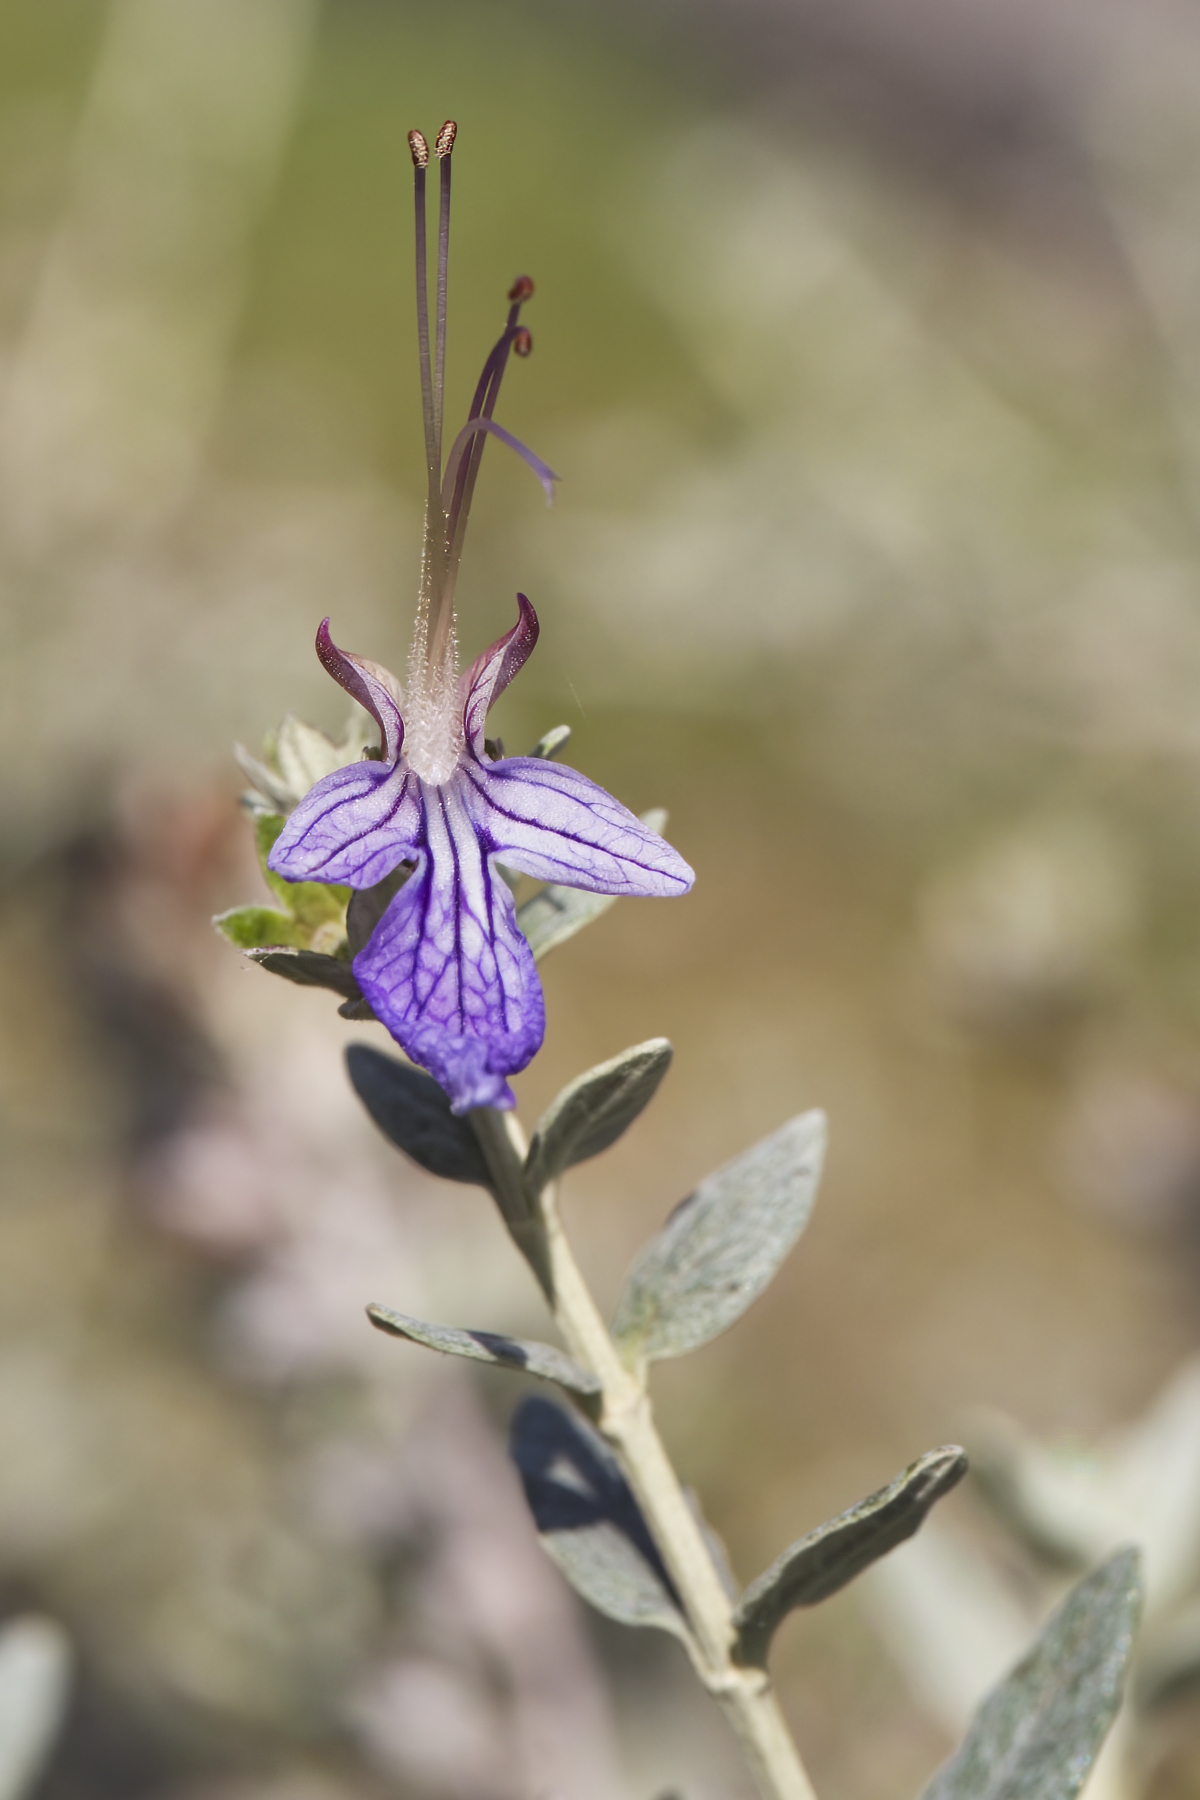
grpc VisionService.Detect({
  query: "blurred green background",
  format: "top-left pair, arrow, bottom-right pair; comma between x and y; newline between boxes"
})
7,1 -> 1200,1797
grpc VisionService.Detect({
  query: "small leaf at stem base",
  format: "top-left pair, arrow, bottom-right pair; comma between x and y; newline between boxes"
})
524,1039 -> 673,1195
367,1305 -> 600,1395
245,947 -> 363,999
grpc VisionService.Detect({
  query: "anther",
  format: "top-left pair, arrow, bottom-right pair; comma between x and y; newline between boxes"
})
508,275 -> 534,303
435,120 -> 457,159
407,129 -> 429,168
513,328 -> 532,357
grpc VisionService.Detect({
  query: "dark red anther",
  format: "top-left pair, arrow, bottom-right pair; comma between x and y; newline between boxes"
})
435,120 -> 457,158
513,328 -> 532,357
507,275 -> 534,303
407,129 -> 429,168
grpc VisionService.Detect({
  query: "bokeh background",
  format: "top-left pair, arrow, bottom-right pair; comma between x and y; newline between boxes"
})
7,1 -> 1200,1797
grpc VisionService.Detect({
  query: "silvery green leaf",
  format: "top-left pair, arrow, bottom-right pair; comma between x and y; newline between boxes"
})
274,712 -> 348,798
921,1548 -> 1142,1800
345,1045 -> 493,1189
517,885 -> 617,960
516,810 -> 668,960
542,1523 -> 692,1642
529,724 -> 571,760
0,1617 -> 71,1800
733,1447 -> 968,1668
235,742 -> 294,814
509,1396 -> 691,1643
524,1040 -> 673,1195
245,947 -> 363,1000
236,713 -> 373,815
612,1110 -> 826,1364
367,1305 -> 600,1395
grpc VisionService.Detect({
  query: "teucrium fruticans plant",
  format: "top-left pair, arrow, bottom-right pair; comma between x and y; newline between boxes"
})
218,122 -> 1145,1800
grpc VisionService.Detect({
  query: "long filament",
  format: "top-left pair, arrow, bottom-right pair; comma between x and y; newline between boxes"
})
434,149 -> 452,469
423,122 -> 458,674
409,141 -> 437,496
404,129 -> 540,693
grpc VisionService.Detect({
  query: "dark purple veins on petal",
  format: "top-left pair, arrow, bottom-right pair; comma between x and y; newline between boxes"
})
352,778 -> 544,1113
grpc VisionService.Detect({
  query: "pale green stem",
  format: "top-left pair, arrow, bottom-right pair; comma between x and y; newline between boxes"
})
469,1105 -> 819,1800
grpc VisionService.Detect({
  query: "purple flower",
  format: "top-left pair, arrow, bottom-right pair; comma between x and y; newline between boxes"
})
267,123 -> 692,1113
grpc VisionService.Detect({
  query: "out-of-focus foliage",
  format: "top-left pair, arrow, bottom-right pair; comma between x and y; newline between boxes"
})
870,1365 -> 1200,1800
0,1619 -> 70,1800
921,1551 -> 1142,1800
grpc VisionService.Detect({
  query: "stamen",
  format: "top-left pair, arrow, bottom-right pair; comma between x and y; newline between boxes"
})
441,418 -> 559,508
408,123 -> 448,686
443,277 -> 534,577
433,120 -> 456,468
404,148 -> 545,716
409,131 -> 438,491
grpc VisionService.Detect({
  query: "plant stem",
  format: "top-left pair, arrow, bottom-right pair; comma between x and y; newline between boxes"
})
473,1107 -> 819,1800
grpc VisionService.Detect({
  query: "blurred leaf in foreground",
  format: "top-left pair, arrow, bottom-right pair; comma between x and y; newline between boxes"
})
0,1616 -> 71,1800
921,1548 -> 1142,1800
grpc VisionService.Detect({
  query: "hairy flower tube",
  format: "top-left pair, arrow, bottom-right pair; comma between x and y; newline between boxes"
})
268,122 -> 693,1112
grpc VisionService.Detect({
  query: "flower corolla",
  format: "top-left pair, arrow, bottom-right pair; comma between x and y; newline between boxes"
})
267,123 -> 692,1112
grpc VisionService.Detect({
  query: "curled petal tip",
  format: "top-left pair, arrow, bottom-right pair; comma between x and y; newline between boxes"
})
461,594 -> 540,756
315,619 -> 405,764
